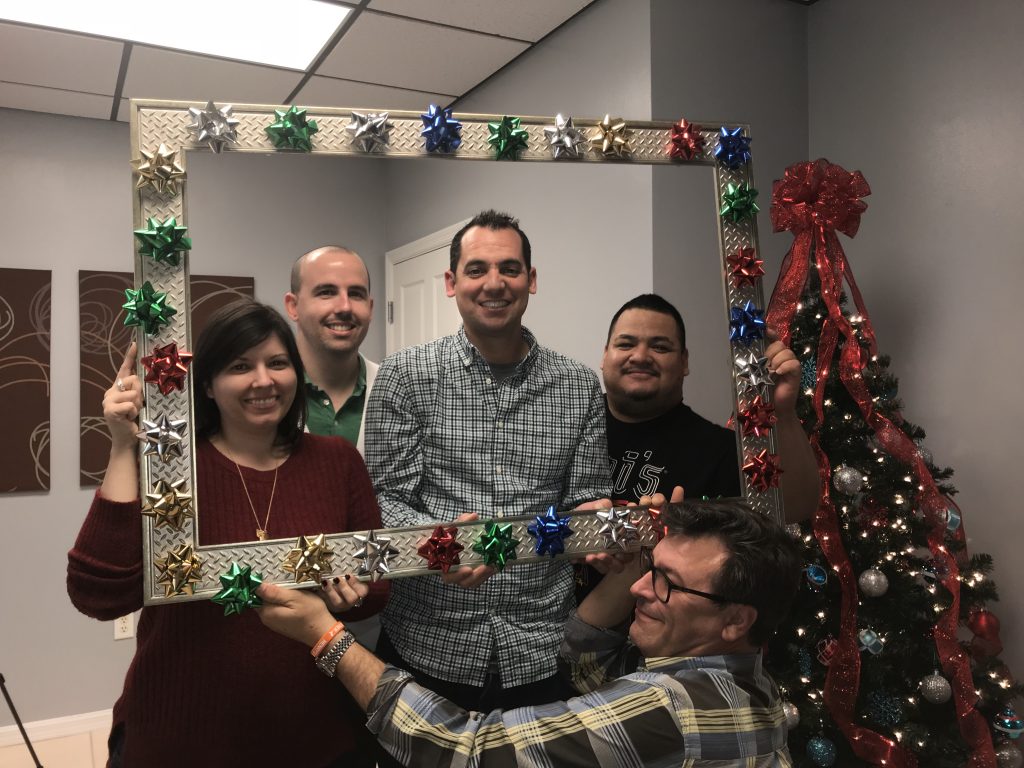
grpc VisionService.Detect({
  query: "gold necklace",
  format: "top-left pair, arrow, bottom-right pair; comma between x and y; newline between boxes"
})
228,451 -> 280,541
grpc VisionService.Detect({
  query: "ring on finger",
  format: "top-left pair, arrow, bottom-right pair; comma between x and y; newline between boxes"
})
353,597 -> 364,607
116,378 -> 127,392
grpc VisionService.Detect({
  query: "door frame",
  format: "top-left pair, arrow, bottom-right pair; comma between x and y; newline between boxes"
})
385,218 -> 469,354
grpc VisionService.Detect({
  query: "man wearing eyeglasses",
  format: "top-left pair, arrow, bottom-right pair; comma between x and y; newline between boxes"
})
256,495 -> 801,767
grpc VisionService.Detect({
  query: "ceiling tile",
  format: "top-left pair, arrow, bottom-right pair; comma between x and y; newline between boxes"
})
121,46 -> 304,106
0,23 -> 124,95
368,0 -> 594,42
0,81 -> 113,121
295,76 -> 452,111
318,12 -> 528,95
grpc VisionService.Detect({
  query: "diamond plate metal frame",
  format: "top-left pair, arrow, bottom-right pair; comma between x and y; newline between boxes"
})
129,99 -> 779,605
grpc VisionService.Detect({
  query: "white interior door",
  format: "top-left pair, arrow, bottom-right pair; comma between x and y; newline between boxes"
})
386,220 -> 467,354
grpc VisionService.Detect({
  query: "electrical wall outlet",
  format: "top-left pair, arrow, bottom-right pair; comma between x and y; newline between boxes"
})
114,613 -> 135,640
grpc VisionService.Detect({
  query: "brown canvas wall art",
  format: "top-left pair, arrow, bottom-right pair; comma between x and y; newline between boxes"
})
0,268 -> 52,492
79,271 -> 254,486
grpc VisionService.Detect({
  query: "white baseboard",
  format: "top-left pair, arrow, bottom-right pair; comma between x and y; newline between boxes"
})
0,709 -> 111,748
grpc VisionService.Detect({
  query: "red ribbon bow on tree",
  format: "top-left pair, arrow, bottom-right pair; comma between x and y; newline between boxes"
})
767,158 -> 873,351
766,159 -> 995,768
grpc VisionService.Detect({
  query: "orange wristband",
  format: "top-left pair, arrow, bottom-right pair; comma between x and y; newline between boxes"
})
311,621 -> 345,658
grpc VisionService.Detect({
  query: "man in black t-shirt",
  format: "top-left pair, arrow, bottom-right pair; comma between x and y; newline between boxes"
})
601,294 -> 817,513
577,294 -> 815,602
575,294 -> 818,602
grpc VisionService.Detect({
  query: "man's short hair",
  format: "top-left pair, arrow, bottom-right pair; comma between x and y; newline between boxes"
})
289,246 -> 365,294
606,294 -> 687,351
450,210 -> 532,273
661,499 -> 801,645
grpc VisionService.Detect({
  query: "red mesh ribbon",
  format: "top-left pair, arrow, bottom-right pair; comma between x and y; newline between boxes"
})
766,159 -> 995,767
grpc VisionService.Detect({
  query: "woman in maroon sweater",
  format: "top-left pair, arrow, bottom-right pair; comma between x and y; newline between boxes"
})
68,300 -> 388,768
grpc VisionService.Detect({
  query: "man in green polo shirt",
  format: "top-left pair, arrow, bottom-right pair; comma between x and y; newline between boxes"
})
285,245 -> 378,453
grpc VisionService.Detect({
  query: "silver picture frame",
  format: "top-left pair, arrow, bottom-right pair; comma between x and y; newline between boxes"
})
129,99 -> 777,605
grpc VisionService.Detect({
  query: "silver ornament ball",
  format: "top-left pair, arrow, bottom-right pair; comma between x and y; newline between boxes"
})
918,671 -> 952,704
997,742 -> 1024,768
833,465 -> 864,495
858,568 -> 889,597
783,700 -> 800,729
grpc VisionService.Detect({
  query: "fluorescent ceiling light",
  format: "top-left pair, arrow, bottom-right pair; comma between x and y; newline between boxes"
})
0,0 -> 351,70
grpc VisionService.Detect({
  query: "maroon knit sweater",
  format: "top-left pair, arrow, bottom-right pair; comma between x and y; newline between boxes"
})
68,435 -> 389,768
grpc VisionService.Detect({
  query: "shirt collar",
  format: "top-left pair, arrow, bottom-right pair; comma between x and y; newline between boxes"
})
456,325 -> 539,372
303,355 -> 367,397
642,651 -> 763,675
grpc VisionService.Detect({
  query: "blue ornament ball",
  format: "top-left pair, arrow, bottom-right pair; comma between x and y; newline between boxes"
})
807,736 -> 838,767
805,564 -> 828,588
995,708 -> 1024,740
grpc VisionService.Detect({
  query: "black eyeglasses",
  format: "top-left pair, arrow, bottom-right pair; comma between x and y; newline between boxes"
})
639,547 -> 736,605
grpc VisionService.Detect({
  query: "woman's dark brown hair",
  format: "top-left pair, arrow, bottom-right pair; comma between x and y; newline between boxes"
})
192,298 -> 306,452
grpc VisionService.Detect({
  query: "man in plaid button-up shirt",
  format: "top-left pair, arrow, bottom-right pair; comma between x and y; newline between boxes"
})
364,210 -> 611,716
258,497 -> 800,767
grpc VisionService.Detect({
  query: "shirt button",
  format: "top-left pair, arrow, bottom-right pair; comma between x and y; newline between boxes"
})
495,466 -> 503,474
495,421 -> 503,429
322,399 -> 330,406
485,377 -> 492,384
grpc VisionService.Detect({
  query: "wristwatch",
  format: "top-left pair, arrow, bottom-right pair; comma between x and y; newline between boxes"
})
315,630 -> 356,677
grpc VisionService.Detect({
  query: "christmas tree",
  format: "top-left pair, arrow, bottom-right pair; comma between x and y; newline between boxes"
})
761,160 -> 1022,768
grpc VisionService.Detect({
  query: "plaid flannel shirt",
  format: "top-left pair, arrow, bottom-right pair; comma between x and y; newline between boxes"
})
366,611 -> 793,767
364,327 -> 611,687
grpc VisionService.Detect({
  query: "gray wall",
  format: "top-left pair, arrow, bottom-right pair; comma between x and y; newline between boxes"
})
456,0 -> 652,118
808,0 -> 1024,677
650,0 -> 808,421
0,108 -> 136,725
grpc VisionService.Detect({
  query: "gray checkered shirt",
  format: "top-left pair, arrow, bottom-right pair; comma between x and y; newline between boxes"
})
365,326 -> 611,687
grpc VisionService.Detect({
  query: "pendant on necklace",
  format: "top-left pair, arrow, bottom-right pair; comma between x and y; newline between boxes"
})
256,529 -> 267,541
